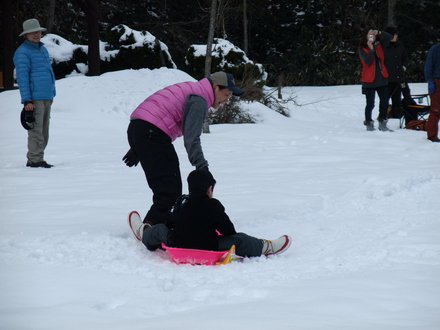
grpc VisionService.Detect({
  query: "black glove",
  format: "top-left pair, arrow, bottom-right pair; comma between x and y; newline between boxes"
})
122,148 -> 139,167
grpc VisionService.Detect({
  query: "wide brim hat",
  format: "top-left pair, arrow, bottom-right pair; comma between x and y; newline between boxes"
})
210,72 -> 244,96
19,19 -> 47,37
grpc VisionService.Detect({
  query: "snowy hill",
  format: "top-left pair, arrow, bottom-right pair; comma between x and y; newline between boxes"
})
1,68 -> 439,329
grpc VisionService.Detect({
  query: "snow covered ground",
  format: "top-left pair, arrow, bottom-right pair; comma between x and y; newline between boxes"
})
1,68 -> 439,330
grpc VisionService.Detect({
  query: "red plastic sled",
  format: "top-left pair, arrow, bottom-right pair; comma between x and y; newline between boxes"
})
161,243 -> 234,265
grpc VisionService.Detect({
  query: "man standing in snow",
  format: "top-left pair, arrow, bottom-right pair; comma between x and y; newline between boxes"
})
383,26 -> 409,119
13,19 -> 56,168
424,43 -> 440,142
123,72 -> 244,225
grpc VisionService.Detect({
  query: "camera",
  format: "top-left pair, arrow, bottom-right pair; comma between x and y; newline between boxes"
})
369,35 -> 374,41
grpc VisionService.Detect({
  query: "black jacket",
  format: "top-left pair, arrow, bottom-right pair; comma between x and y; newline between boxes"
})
166,193 -> 237,251
384,41 -> 409,83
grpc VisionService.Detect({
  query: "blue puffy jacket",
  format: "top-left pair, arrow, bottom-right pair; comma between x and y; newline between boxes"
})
13,40 -> 56,103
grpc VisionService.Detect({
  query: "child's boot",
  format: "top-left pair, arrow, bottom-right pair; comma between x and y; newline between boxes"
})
128,211 -> 152,241
262,235 -> 292,256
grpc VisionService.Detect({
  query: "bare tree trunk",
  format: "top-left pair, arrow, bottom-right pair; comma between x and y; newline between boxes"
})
205,0 -> 217,77
203,0 -> 218,134
74,0 -> 100,76
388,0 -> 397,26
155,38 -> 166,67
46,0 -> 56,33
1,0 -> 14,90
243,0 -> 248,54
278,74 -> 284,99
86,0 -> 100,76
307,0 -> 312,12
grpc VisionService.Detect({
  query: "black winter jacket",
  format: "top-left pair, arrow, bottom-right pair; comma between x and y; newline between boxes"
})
384,41 -> 409,83
166,193 -> 237,251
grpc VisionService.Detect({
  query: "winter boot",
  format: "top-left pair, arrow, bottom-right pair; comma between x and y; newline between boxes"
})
378,118 -> 393,132
262,235 -> 292,256
363,120 -> 375,131
128,211 -> 152,241
26,161 -> 54,168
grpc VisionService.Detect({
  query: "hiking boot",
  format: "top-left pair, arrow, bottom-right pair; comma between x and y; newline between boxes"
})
262,235 -> 292,256
26,161 -> 54,168
428,138 -> 440,143
128,211 -> 152,241
378,118 -> 393,132
363,120 -> 375,131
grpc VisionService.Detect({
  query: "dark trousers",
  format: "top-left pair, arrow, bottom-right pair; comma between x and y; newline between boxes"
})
143,224 -> 264,257
127,119 -> 182,225
218,233 -> 264,257
388,82 -> 402,118
364,85 -> 389,121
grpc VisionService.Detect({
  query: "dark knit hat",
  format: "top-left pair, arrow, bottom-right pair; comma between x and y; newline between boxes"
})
385,26 -> 398,36
187,169 -> 216,193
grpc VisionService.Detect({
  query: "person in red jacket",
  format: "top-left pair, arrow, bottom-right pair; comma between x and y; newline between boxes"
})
128,169 -> 292,258
359,28 -> 393,131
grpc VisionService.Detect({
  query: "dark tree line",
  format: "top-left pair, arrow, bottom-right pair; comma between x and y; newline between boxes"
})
1,0 -> 439,90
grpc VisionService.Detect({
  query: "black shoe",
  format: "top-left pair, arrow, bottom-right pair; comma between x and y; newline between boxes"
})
428,138 -> 440,143
26,161 -> 54,168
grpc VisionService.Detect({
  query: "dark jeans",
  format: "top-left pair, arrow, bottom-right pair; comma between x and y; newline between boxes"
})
143,224 -> 264,257
218,233 -> 264,257
127,119 -> 182,225
388,82 -> 402,118
364,85 -> 389,121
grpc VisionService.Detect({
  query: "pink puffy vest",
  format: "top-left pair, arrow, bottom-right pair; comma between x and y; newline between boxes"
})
130,78 -> 214,141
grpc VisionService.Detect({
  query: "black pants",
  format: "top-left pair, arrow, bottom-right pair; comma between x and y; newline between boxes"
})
388,82 -> 402,118
364,85 -> 389,121
127,119 -> 182,225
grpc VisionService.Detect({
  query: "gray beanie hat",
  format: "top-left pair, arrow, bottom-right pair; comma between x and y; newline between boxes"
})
20,19 -> 47,37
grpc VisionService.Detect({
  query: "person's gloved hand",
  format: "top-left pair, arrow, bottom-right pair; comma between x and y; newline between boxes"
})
428,80 -> 436,94
122,149 -> 139,167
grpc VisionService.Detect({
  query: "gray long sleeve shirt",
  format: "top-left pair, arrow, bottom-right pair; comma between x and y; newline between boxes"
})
182,94 -> 209,170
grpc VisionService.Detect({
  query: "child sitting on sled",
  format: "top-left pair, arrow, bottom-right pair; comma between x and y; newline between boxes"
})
128,169 -> 291,257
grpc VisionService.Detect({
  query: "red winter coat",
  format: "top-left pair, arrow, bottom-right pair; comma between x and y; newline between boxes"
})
360,43 -> 389,83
